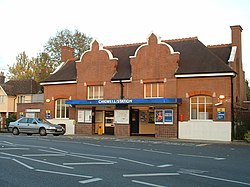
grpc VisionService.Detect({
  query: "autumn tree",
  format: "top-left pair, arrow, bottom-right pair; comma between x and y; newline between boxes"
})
43,29 -> 92,66
8,52 -> 54,83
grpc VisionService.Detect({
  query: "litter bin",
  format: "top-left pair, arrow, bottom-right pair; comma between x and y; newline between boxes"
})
98,124 -> 102,135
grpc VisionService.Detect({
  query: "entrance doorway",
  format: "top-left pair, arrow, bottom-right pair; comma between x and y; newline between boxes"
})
105,111 -> 114,135
130,109 -> 139,135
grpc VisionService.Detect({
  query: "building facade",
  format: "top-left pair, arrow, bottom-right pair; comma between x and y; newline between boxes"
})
41,25 -> 247,141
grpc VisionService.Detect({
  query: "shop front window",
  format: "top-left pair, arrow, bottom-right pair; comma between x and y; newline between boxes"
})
55,99 -> 69,119
190,96 -> 213,120
88,86 -> 103,100
144,83 -> 164,98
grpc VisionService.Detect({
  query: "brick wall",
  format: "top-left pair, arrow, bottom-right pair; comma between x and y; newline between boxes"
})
115,124 -> 130,136
75,124 -> 93,135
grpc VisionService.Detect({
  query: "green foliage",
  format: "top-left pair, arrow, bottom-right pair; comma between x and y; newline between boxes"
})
6,113 -> 17,126
246,80 -> 250,101
43,29 -> 92,66
7,52 -> 55,83
244,131 -> 250,143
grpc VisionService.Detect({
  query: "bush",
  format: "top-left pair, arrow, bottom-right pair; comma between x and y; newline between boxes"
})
244,131 -> 250,143
6,114 -> 17,126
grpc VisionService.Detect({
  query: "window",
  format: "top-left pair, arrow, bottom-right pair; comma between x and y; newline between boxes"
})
144,83 -> 164,98
190,96 -> 213,120
88,86 -> 103,100
0,96 -> 4,103
18,96 -> 25,103
55,99 -> 69,119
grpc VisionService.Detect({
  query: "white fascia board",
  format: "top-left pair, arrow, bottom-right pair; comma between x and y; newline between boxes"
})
40,81 -> 77,86
175,72 -> 236,78
228,46 -> 237,63
0,86 -> 7,96
111,77 -> 132,83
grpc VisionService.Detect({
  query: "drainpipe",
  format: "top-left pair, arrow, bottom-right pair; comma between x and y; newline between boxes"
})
231,76 -> 235,141
120,81 -> 124,99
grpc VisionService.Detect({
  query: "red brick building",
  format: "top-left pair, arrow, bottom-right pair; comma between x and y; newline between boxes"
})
41,25 -> 247,141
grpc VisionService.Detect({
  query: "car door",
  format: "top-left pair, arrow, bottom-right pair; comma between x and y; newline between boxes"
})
17,118 -> 29,133
28,118 -> 39,133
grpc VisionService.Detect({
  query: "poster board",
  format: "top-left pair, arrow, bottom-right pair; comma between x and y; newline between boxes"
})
114,110 -> 129,124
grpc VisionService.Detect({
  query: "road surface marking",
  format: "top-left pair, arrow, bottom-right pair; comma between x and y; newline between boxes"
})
157,164 -> 173,168
178,153 -> 226,160
119,157 -> 154,167
143,149 -> 172,155
79,178 -> 102,184
1,152 -> 74,169
50,147 -> 69,153
123,173 -> 180,177
70,152 -> 117,159
22,153 -> 66,157
180,171 -> 250,186
0,156 -> 11,159
0,148 -> 29,150
2,141 -> 13,145
196,144 -> 209,147
82,142 -> 101,147
132,180 -> 167,187
104,145 -> 140,150
12,159 -> 34,170
36,169 -> 92,178
69,153 -> 115,163
63,162 -> 116,166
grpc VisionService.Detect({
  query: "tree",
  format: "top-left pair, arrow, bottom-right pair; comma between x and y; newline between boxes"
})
8,52 -> 55,83
43,29 -> 92,66
247,80 -> 250,101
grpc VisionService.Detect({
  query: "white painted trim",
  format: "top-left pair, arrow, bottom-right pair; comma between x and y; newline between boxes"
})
111,78 -> 132,83
228,46 -> 237,63
50,62 -> 66,75
130,33 -> 179,59
0,86 -> 7,96
76,39 -> 118,63
40,81 -> 77,86
175,72 -> 235,78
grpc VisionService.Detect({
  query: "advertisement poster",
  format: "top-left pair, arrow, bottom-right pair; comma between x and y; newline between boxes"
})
217,108 -> 225,120
155,110 -> 164,123
164,109 -> 173,124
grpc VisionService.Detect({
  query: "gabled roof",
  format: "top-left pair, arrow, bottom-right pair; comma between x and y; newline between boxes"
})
42,59 -> 77,84
0,79 -> 40,96
41,36 -> 235,84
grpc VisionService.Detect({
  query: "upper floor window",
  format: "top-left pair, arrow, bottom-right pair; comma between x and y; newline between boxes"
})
18,95 -> 25,103
0,96 -> 4,103
190,96 -> 213,120
88,86 -> 103,100
55,99 -> 69,119
144,83 -> 164,98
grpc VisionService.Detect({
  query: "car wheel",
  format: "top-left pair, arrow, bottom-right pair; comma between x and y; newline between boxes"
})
39,128 -> 47,136
12,128 -> 19,135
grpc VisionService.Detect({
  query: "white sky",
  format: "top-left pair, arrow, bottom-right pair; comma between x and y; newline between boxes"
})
0,0 -> 249,80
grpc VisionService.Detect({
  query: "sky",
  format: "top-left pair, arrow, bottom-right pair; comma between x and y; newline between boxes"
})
0,0 -> 250,80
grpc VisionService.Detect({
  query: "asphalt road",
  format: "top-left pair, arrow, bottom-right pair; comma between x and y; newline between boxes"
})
0,133 -> 250,187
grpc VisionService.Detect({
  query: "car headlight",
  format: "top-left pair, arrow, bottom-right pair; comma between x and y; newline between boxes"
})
48,126 -> 56,130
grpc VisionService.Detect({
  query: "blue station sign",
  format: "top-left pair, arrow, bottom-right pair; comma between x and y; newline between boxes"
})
66,98 -> 182,105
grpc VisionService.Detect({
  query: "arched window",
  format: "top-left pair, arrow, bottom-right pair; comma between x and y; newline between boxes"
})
55,99 -> 69,119
190,96 -> 213,120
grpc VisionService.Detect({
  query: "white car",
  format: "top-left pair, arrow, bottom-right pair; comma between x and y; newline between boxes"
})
8,117 -> 65,136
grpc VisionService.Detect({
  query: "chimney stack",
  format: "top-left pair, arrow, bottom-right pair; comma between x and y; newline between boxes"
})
61,46 -> 74,62
0,72 -> 5,84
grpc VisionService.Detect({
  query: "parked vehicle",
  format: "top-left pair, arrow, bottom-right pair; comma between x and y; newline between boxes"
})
8,117 -> 65,136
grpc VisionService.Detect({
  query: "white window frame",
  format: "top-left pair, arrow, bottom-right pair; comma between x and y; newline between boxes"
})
55,99 -> 69,119
88,85 -> 103,100
18,95 -> 25,103
0,96 -> 4,103
144,83 -> 164,98
190,96 -> 213,120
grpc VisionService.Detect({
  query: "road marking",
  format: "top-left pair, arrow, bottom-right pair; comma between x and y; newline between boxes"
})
50,147 -> 68,153
143,149 -> 172,155
123,173 -> 180,177
12,159 -> 34,170
2,141 -> 13,145
70,152 -> 117,159
181,171 -> 250,186
0,148 -> 30,150
119,157 -> 154,167
157,164 -> 173,168
69,153 -> 115,163
79,178 -> 102,184
22,153 -> 66,157
36,169 -> 92,178
104,145 -> 140,150
82,142 -> 101,147
63,162 -> 116,166
14,144 -> 47,148
196,144 -> 209,147
0,156 -> 11,159
1,152 -> 74,169
132,180 -> 167,187
178,153 -> 226,160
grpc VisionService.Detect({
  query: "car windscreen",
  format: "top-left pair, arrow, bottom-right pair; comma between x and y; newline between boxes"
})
36,118 -> 52,124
